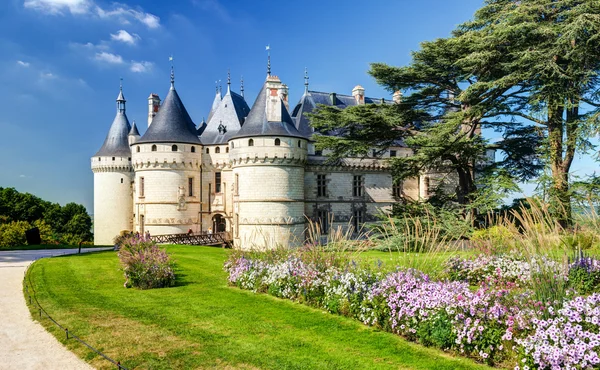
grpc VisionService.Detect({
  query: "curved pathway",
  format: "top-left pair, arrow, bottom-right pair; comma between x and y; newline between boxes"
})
0,248 -> 110,369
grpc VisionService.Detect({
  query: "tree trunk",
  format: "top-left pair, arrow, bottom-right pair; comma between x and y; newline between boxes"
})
547,103 -> 572,227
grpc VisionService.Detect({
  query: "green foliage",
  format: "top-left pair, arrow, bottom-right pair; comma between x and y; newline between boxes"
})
0,187 -> 92,247
416,311 -> 456,349
568,267 -> 600,295
0,221 -> 31,248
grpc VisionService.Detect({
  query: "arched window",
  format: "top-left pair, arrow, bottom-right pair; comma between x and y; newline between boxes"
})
151,145 -> 157,152
191,146 -> 196,153
275,138 -> 281,146
215,146 -> 221,154
298,140 -> 301,148
206,148 -> 210,154
136,146 -> 140,153
172,145 -> 178,152
248,139 -> 254,147
226,147 -> 229,153
231,142 -> 235,149
112,157 -> 115,161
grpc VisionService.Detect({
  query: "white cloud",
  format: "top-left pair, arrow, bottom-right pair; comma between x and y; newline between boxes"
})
94,5 -> 160,29
130,61 -> 153,73
19,174 -> 26,178
17,60 -> 30,67
24,0 -> 91,15
95,52 -> 123,64
40,72 -> 57,79
110,30 -> 140,45
24,0 -> 160,28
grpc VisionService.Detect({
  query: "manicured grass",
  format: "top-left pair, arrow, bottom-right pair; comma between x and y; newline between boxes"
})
357,249 -> 477,275
4,244 -> 107,251
26,246 -> 491,370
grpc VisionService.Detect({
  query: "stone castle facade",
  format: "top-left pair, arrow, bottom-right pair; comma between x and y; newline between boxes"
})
91,68 -> 435,249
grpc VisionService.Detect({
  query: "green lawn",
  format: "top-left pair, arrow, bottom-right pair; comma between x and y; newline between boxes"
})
26,246 -> 491,370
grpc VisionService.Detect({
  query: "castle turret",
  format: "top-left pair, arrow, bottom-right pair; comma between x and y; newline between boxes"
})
131,67 -> 202,235
91,82 -> 134,245
229,74 -> 308,250
128,120 -> 140,145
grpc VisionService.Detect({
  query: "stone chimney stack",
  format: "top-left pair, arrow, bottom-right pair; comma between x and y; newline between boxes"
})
279,83 -> 289,111
147,93 -> 161,127
266,75 -> 283,122
393,90 -> 403,104
352,85 -> 365,105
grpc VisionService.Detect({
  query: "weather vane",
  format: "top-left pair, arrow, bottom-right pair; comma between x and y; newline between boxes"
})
266,44 -> 271,76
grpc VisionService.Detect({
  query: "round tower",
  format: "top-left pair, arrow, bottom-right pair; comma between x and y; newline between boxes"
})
229,75 -> 308,250
91,82 -> 134,245
131,68 -> 202,235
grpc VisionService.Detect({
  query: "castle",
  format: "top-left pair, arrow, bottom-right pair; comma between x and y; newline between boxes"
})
91,66 -> 430,249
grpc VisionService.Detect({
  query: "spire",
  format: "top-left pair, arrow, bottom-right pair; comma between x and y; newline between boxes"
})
215,80 -> 220,94
169,55 -> 174,90
304,67 -> 309,94
116,77 -> 126,113
240,75 -> 244,98
266,44 -> 271,77
227,68 -> 231,93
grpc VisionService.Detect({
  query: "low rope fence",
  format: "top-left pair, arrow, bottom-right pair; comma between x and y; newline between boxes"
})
23,261 -> 128,369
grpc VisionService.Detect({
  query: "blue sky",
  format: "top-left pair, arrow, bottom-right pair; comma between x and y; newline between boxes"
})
0,0 -> 596,213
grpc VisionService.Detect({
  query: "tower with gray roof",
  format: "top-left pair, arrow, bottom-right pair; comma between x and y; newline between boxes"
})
130,69 -> 202,236
91,83 -> 134,245
229,74 -> 308,249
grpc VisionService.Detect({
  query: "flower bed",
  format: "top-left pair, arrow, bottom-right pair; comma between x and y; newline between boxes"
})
225,250 -> 600,368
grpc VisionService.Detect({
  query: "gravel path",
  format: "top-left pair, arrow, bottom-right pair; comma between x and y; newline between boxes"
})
0,248 -> 111,370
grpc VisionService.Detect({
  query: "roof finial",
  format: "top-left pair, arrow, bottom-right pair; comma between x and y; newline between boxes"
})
266,44 -> 271,77
215,80 -> 219,94
227,68 -> 231,93
304,67 -> 309,94
169,55 -> 174,89
116,77 -> 126,113
240,75 -> 244,98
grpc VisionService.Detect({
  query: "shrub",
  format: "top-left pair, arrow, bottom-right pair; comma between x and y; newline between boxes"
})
0,220 -> 31,248
116,235 -> 175,289
568,253 -> 600,294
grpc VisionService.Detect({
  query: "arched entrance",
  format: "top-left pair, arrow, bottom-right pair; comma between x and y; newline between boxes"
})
212,214 -> 226,233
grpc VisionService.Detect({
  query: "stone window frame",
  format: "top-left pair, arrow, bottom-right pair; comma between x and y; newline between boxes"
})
352,174 -> 364,197
139,177 -> 145,197
275,138 -> 281,146
215,146 -> 221,154
151,145 -> 157,152
392,180 -> 402,198
215,172 -> 222,193
188,177 -> 194,197
316,174 -> 327,198
172,145 -> 178,152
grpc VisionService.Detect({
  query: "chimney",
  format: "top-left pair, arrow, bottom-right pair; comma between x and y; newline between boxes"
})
278,83 -> 289,111
266,75 -> 283,122
329,92 -> 337,105
147,93 -> 161,127
393,90 -> 403,104
352,85 -> 365,105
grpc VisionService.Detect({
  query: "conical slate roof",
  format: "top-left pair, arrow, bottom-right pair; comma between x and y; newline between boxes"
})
231,82 -> 304,140
128,121 -> 140,136
291,91 -> 316,138
202,88 -> 250,144
95,112 -> 132,157
206,91 -> 221,123
137,87 -> 201,144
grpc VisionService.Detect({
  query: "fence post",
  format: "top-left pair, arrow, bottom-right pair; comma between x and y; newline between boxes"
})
66,328 -> 69,340
117,361 -> 121,369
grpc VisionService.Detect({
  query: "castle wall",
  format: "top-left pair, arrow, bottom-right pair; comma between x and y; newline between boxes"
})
91,156 -> 133,245
230,136 -> 307,249
200,144 -> 235,234
131,143 -> 201,236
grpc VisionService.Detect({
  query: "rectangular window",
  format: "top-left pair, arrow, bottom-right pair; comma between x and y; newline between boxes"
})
372,149 -> 377,157
317,174 -> 327,197
316,209 -> 329,233
352,209 -> 364,231
235,174 -> 239,195
188,177 -> 194,196
393,181 -> 402,198
139,177 -> 144,197
215,172 -> 222,193
352,175 -> 364,197
390,150 -> 397,157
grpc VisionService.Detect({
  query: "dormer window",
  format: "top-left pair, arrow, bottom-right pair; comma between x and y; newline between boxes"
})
215,147 -> 221,154
151,145 -> 157,152
275,138 -> 281,146
172,145 -> 178,152
191,146 -> 196,153
249,139 -> 254,147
